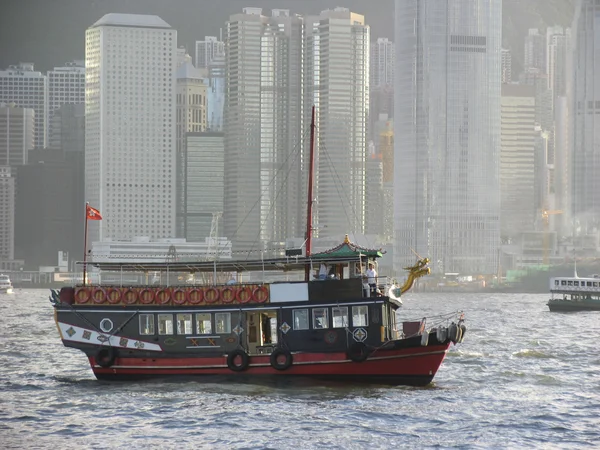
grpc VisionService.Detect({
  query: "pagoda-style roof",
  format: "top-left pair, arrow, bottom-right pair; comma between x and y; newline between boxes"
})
311,235 -> 384,259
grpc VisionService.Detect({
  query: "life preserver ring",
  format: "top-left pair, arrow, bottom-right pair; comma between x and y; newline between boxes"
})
270,348 -> 293,371
205,287 -> 220,304
253,286 -> 269,303
139,288 -> 155,304
236,286 -> 253,304
74,287 -> 91,304
92,287 -> 106,304
188,288 -> 203,305
96,347 -> 117,368
123,289 -> 138,305
106,288 -> 121,304
347,342 -> 369,363
221,287 -> 236,303
172,288 -> 187,305
226,349 -> 249,372
156,288 -> 171,305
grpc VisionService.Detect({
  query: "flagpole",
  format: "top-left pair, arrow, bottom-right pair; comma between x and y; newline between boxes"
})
83,202 -> 89,286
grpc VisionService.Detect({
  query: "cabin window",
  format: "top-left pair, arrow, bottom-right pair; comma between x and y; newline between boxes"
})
332,307 -> 348,328
196,313 -> 212,334
312,308 -> 329,329
293,309 -> 309,330
574,281 -> 579,286
215,312 -> 231,334
554,280 -> 559,286
568,281 -> 573,286
158,314 -> 174,335
588,282 -> 593,287
176,313 -> 193,335
595,282 -> 599,288
561,280 -> 566,286
139,314 -> 155,335
352,305 -> 369,327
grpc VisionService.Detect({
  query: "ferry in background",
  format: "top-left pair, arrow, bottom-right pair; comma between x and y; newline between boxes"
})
0,274 -> 13,294
548,274 -> 600,312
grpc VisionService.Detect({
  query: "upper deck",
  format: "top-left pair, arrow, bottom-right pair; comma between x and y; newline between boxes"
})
550,276 -> 600,293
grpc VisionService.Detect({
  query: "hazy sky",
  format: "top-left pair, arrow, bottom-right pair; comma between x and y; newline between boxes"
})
0,0 -> 395,72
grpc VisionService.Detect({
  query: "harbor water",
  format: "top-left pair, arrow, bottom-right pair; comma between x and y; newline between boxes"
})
1,289 -> 599,449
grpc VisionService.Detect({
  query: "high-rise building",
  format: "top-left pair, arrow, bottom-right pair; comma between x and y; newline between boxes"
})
0,104 -> 34,166
0,63 -> 47,148
524,28 -> 547,74
501,48 -> 512,83
370,38 -> 394,88
195,36 -> 225,69
224,8 -> 304,256
48,103 -> 85,152
308,8 -> 370,240
394,0 -> 502,275
0,167 -> 16,265
182,132 -> 224,242
546,26 -> 571,101
500,84 -> 537,238
206,54 -> 225,132
176,59 -> 207,237
572,0 -> 600,231
85,13 -> 177,243
47,61 -> 85,128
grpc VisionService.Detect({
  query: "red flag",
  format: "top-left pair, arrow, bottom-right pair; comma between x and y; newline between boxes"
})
86,204 -> 102,220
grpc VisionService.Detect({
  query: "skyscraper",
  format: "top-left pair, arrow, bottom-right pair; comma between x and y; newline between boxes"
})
224,8 -> 304,256
0,104 -> 34,166
572,0 -> 600,231
47,60 -> 85,135
546,26 -> 571,101
85,13 -> 176,243
501,48 -> 512,83
0,63 -> 47,148
394,0 -> 502,275
195,36 -> 225,69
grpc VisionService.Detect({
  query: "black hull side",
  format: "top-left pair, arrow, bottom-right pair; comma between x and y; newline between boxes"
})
548,302 -> 600,312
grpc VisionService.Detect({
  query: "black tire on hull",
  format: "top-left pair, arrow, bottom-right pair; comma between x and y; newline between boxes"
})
347,342 -> 369,363
227,349 -> 250,372
270,348 -> 293,370
96,347 -> 117,368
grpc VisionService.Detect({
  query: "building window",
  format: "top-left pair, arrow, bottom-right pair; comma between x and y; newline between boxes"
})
196,313 -> 212,334
215,312 -> 231,334
332,307 -> 348,328
139,314 -> 155,335
158,314 -> 174,335
176,313 -> 193,335
352,305 -> 368,327
293,309 -> 309,330
312,308 -> 328,329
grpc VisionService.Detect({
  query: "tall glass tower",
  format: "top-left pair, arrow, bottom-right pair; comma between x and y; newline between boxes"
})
394,0 -> 502,275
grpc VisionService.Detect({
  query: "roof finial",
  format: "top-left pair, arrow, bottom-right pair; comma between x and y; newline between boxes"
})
344,234 -> 350,244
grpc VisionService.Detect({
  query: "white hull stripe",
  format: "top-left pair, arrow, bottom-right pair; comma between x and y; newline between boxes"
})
94,349 -> 448,370
58,322 -> 163,352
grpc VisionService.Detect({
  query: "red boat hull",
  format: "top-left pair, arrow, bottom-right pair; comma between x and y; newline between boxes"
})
90,343 -> 451,386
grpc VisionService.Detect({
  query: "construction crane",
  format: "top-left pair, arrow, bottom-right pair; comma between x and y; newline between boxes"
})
542,209 -> 563,265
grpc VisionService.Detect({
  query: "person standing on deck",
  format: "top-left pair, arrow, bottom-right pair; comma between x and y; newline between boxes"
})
366,262 -> 378,296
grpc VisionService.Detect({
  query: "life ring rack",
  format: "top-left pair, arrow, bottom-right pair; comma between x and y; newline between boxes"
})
236,286 -> 254,304
139,288 -> 155,304
172,288 -> 188,305
122,288 -> 138,305
106,287 -> 122,304
74,287 -> 91,304
221,287 -> 236,304
188,288 -> 204,305
156,288 -> 172,305
204,287 -> 220,304
253,286 -> 269,303
92,287 -> 106,304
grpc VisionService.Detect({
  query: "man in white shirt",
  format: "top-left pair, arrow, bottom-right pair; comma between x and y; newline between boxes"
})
366,262 -> 377,296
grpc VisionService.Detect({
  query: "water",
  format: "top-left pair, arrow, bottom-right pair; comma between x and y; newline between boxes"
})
1,290 -> 599,449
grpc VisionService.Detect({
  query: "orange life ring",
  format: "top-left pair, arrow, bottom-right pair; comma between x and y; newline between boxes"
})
156,288 -> 172,305
106,288 -> 121,304
253,286 -> 269,303
172,288 -> 188,305
74,287 -> 91,304
204,287 -> 220,304
123,289 -> 138,305
188,288 -> 203,305
236,286 -> 253,304
139,288 -> 155,304
92,287 -> 106,304
221,287 -> 236,303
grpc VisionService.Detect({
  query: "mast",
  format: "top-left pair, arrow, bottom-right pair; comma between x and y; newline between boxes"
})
305,106 -> 316,281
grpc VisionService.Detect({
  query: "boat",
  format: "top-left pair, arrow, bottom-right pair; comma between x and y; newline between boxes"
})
49,106 -> 466,386
0,274 -> 14,294
548,274 -> 600,312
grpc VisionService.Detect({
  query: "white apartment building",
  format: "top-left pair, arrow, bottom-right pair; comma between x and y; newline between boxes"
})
370,37 -> 394,88
195,36 -> 225,69
0,104 -> 34,166
394,0 -> 502,275
501,48 -> 512,83
0,63 -> 47,148
0,166 -> 15,261
47,60 -> 85,121
85,13 -> 177,244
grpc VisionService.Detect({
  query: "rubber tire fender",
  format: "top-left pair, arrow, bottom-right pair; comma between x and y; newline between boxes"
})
270,348 -> 293,371
96,347 -> 117,368
347,342 -> 369,363
227,349 -> 250,372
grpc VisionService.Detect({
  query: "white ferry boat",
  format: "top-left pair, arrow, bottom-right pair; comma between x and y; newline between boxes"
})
0,274 -> 14,294
548,274 -> 600,312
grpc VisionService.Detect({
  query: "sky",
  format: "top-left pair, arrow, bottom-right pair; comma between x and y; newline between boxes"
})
0,0 -> 395,72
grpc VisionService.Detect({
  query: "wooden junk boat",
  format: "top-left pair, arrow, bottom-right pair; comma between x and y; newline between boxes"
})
49,107 -> 465,386
50,239 -> 465,386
